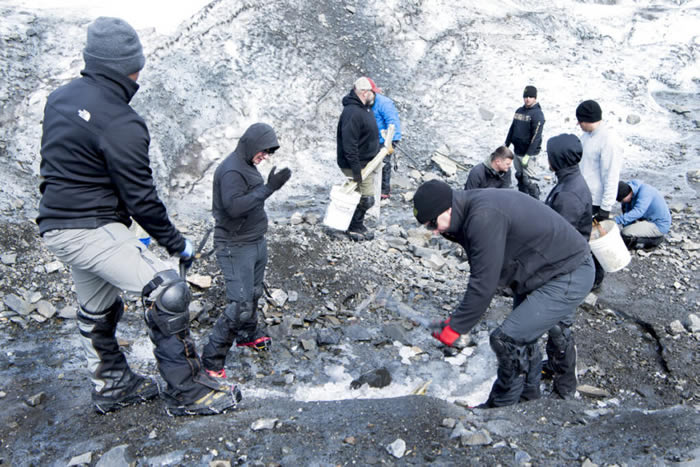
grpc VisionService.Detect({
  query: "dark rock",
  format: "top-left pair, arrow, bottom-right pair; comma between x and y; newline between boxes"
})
343,324 -> 373,341
381,323 -> 411,345
316,329 -> 341,346
350,367 -> 391,389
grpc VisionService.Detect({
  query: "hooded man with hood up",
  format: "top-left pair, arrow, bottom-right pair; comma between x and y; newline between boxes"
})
545,134 -> 593,239
541,133 -> 593,399
464,146 -> 513,190
201,123 -> 292,379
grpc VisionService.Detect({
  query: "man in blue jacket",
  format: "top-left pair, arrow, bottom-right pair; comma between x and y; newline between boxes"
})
413,181 -> 594,407
367,78 -> 402,199
201,123 -> 291,378
336,77 -> 381,241
505,85 -> 545,199
38,17 -> 238,416
615,180 -> 671,249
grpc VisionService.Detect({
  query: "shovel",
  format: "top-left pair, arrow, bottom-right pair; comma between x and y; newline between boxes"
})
323,124 -> 395,231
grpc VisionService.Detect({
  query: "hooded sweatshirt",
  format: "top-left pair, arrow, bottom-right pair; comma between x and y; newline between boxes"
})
464,155 -> 512,190
545,134 -> 593,238
336,89 -> 380,180
212,123 -> 280,245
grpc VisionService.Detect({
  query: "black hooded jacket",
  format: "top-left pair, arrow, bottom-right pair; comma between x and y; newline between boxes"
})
504,102 -> 545,156
464,160 -> 512,190
545,134 -> 593,238
336,89 -> 380,179
212,123 -> 280,245
37,65 -> 184,255
444,188 -> 590,335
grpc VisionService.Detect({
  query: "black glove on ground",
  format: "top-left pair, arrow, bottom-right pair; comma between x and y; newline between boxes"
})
266,166 -> 292,191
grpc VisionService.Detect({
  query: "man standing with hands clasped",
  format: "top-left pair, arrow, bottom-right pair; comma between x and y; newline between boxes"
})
413,181 -> 594,407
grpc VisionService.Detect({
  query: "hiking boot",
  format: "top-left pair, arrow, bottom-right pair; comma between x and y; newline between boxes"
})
205,368 -> 227,379
237,335 -> 272,351
164,373 -> 242,416
541,360 -> 554,380
347,225 -> 374,242
93,374 -> 159,414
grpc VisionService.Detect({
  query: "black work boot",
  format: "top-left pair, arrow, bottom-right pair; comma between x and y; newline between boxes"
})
347,196 -> 375,241
77,298 -> 159,414
546,324 -> 577,399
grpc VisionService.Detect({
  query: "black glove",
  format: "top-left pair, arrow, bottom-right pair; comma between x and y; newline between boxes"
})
266,166 -> 292,191
352,169 -> 362,184
594,209 -> 610,222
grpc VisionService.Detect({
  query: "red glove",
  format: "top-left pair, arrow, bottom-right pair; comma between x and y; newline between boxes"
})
431,318 -> 460,347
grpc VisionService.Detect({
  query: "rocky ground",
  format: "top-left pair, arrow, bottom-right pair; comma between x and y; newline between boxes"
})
0,181 -> 698,465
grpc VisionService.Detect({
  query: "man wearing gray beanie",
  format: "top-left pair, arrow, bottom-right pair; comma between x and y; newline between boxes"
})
37,17 -> 240,416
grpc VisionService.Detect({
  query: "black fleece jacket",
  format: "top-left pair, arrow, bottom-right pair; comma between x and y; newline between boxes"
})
545,134 -> 593,238
37,65 -> 184,255
444,189 -> 590,334
464,161 -> 512,190
212,123 -> 280,245
336,89 -> 379,180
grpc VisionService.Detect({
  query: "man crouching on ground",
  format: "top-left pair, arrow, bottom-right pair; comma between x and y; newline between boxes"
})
201,123 -> 291,378
413,181 -> 594,407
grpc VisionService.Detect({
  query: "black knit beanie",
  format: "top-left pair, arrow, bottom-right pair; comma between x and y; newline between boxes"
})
576,100 -> 602,123
413,180 -> 453,224
523,85 -> 537,98
617,181 -> 632,202
83,17 -> 145,76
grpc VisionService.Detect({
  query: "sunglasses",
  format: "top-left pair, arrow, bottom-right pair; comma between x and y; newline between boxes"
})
264,148 -> 277,155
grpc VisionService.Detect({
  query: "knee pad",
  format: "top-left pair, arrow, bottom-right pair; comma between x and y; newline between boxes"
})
359,196 -> 375,210
142,270 -> 191,336
490,328 -> 531,372
548,323 -> 572,353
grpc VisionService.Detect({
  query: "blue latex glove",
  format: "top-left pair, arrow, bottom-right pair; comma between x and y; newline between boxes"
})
179,238 -> 194,269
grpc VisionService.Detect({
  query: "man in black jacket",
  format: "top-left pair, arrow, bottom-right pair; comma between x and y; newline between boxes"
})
38,17 -> 239,416
464,146 -> 513,190
505,85 -> 545,199
413,181 -> 594,407
543,134 -> 593,398
201,123 -> 291,378
336,77 -> 381,241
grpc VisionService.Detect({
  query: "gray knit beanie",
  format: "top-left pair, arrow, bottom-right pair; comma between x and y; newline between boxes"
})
83,17 -> 145,76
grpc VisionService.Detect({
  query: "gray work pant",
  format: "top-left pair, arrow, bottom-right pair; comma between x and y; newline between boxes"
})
216,237 -> 268,304
42,223 -> 173,312
500,255 -> 595,343
341,168 -> 376,197
513,153 -> 538,179
621,220 -> 663,238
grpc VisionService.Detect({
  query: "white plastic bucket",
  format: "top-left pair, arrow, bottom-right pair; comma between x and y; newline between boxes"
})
589,220 -> 631,272
323,185 -> 360,231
